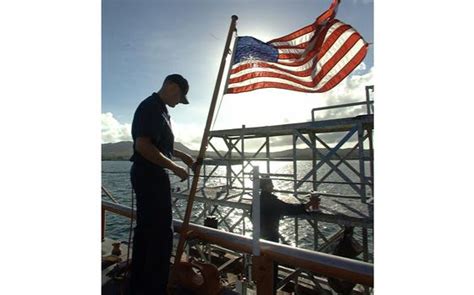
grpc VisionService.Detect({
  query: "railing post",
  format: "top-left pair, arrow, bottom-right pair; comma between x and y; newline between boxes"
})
365,85 -> 374,115
252,167 -> 260,256
252,254 -> 274,295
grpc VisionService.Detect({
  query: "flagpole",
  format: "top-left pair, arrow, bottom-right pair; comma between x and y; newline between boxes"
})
173,15 -> 238,265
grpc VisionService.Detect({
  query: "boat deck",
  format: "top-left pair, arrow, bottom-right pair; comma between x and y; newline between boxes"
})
102,236 -> 369,294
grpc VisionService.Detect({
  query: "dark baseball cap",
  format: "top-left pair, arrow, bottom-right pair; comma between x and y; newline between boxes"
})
164,74 -> 189,104
259,177 -> 273,189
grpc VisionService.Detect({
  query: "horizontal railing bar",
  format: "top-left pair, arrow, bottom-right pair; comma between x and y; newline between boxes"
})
102,172 -> 368,188
312,101 -> 373,113
101,186 -> 119,204
203,174 -> 368,186
172,193 -> 252,210
231,187 -> 361,199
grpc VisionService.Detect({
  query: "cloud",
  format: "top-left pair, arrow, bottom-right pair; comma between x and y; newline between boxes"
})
101,112 -> 132,143
354,61 -> 367,72
171,120 -> 203,150
101,112 -> 203,149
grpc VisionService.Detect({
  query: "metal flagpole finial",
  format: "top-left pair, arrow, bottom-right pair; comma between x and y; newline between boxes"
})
231,15 -> 238,21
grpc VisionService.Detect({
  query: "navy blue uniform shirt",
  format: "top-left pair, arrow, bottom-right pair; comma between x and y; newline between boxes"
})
130,92 -> 174,168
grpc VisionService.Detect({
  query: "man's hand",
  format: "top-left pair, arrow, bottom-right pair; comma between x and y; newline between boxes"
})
172,165 -> 189,181
305,194 -> 321,211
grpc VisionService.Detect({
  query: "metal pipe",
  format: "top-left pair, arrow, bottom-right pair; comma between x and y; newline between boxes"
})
311,100 -> 374,122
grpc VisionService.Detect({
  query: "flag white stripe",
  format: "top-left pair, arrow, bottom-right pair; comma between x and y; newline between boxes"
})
278,48 -> 305,55
270,31 -> 314,47
315,39 -> 366,89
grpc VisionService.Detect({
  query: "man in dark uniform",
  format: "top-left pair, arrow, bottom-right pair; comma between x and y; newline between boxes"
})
259,177 -> 320,294
129,74 -> 195,295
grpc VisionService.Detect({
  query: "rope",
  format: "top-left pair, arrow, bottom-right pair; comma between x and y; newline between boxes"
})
210,91 -> 225,131
210,31 -> 237,131
122,187 -> 134,293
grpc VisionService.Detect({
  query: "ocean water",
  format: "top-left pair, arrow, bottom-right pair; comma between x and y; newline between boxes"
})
102,160 -> 373,261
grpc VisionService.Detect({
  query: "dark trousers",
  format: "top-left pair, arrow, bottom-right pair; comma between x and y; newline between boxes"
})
130,163 -> 174,295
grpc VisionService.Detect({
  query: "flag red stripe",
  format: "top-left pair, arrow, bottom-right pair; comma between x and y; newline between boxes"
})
268,22 -> 316,44
316,43 -> 368,92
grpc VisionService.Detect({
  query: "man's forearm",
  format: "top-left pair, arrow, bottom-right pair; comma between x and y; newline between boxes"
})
173,149 -> 187,160
138,142 -> 178,171
173,149 -> 193,166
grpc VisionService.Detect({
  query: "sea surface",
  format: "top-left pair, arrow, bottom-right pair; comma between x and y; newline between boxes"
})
102,160 -> 373,261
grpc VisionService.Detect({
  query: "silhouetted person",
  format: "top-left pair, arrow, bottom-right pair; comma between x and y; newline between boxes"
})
258,177 -> 320,294
130,74 -> 195,295
327,226 -> 363,295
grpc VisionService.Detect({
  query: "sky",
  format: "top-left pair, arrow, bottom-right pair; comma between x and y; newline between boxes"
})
102,0 -> 374,150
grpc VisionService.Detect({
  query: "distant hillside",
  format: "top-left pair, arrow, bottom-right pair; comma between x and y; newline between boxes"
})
102,141 -> 131,160
102,141 -> 195,160
102,141 -> 370,161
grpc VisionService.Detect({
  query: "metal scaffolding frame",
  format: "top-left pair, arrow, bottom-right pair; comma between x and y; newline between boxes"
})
169,87 -> 374,266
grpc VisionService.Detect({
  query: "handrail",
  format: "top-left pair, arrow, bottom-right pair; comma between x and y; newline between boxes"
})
311,85 -> 374,122
101,186 -> 119,204
102,200 -> 374,286
311,100 -> 374,122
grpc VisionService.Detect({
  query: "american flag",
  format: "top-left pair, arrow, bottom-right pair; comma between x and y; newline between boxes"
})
225,0 -> 368,94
